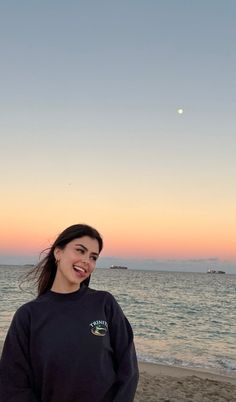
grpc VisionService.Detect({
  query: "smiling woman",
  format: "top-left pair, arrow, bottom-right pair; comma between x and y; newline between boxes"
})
0,224 -> 139,402
52,237 -> 100,293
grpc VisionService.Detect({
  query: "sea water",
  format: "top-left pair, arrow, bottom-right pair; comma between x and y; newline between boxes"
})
0,265 -> 235,376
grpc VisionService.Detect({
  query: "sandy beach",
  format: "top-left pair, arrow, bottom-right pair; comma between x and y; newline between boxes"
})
136,362 -> 236,402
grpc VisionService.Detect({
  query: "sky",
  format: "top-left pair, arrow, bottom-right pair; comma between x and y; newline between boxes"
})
0,1 -> 236,272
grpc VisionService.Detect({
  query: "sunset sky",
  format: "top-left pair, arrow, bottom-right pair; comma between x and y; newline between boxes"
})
1,1 -> 236,271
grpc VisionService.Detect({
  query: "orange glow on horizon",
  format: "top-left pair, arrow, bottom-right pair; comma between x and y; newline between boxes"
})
1,195 -> 236,261
0,233 -> 235,261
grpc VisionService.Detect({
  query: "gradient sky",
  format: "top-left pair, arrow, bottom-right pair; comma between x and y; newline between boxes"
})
1,1 -> 236,270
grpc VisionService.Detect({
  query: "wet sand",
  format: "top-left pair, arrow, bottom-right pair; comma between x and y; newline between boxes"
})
136,362 -> 236,402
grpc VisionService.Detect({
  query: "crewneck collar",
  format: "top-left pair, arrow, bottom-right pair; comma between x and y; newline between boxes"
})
45,283 -> 87,302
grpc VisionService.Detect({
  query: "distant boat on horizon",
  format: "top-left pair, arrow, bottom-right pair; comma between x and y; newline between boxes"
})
207,269 -> 226,274
109,265 -> 128,270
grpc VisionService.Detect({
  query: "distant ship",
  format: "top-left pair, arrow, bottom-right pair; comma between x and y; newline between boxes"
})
109,265 -> 128,270
207,269 -> 225,274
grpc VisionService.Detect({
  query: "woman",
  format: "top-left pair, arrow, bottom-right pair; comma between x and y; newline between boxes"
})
0,224 -> 139,402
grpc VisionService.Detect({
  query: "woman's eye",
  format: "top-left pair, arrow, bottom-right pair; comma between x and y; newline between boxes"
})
90,256 -> 97,261
76,248 -> 84,254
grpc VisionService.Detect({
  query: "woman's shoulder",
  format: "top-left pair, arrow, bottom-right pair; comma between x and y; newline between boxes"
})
8,297 -> 39,334
13,297 -> 38,318
87,287 -> 116,301
87,288 -> 120,308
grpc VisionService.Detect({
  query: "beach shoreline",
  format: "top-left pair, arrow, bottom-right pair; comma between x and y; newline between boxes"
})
138,361 -> 236,385
136,362 -> 236,401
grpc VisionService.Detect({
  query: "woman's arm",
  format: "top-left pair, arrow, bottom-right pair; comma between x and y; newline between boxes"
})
106,295 -> 139,402
0,307 -> 39,402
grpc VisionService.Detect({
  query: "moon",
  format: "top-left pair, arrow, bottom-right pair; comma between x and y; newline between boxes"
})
177,108 -> 184,115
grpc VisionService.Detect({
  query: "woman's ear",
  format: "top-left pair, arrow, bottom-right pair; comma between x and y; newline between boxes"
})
54,247 -> 61,261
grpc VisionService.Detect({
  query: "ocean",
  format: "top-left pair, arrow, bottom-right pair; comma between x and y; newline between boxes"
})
0,265 -> 236,377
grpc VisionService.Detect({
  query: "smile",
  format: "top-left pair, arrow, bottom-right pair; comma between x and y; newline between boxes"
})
73,265 -> 86,274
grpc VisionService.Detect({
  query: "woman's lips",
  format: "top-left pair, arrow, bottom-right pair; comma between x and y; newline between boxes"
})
73,265 -> 87,277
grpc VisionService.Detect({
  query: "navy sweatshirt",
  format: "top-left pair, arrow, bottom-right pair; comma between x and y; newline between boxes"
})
0,285 -> 139,402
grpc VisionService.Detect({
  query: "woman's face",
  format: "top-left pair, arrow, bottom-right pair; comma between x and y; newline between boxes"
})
52,236 -> 100,292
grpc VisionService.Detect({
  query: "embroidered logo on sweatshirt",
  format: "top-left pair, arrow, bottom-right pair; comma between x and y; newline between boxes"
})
89,320 -> 108,336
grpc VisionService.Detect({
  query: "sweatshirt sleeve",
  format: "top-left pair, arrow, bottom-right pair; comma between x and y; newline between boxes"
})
106,294 -> 139,402
0,307 -> 39,402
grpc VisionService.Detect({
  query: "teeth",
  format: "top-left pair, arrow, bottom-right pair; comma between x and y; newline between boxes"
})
74,265 -> 85,273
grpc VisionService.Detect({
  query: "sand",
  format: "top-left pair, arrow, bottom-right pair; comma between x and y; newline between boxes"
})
136,362 -> 236,402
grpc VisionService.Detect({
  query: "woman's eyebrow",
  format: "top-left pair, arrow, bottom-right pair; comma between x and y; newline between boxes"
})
75,243 -> 99,256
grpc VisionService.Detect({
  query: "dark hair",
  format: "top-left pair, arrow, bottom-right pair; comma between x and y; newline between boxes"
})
25,224 -> 103,296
